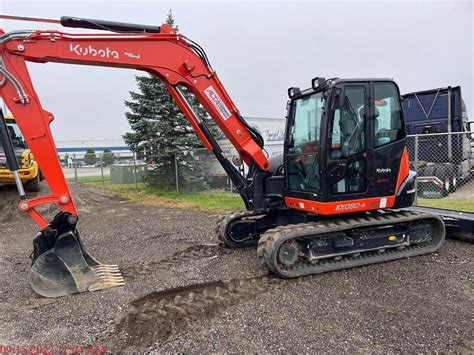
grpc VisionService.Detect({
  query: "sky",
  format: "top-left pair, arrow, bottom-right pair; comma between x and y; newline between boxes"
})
1,0 -> 473,141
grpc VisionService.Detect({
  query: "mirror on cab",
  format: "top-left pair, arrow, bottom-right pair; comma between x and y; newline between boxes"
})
331,83 -> 345,110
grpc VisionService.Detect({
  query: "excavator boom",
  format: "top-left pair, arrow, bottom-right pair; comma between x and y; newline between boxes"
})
0,16 -> 269,297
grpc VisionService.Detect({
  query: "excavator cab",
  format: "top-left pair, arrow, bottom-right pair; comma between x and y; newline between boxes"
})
284,78 -> 413,214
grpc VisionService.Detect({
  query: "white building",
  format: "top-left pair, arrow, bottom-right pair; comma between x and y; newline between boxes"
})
55,138 -> 132,160
55,116 -> 285,172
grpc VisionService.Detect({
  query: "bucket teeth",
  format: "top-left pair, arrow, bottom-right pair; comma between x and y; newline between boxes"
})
92,267 -> 120,272
92,266 -> 120,272
94,271 -> 121,277
94,273 -> 123,280
95,275 -> 125,283
93,269 -> 122,276
88,280 -> 125,292
91,264 -> 124,283
92,263 -> 119,267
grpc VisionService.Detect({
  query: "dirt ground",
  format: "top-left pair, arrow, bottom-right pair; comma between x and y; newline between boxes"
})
0,182 -> 472,353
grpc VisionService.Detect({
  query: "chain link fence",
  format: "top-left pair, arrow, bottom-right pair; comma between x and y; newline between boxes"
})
62,151 -> 145,188
406,131 -> 474,210
62,133 -> 473,211
172,143 -> 285,194
61,143 -> 286,196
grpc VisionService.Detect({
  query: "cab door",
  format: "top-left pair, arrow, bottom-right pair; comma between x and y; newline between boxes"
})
371,81 -> 406,197
325,83 -> 372,201
285,91 -> 325,202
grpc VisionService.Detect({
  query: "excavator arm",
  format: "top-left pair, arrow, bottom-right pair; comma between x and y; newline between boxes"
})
0,16 -> 270,297
0,18 -> 270,225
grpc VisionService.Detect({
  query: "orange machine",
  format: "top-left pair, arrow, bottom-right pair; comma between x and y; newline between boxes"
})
0,15 -> 445,297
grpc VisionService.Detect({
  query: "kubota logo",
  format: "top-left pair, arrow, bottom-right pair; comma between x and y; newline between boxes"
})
69,44 -> 119,59
335,202 -> 365,211
376,168 -> 392,173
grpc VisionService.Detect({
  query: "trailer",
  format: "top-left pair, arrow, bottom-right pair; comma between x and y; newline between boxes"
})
402,86 -> 473,197
405,206 -> 474,242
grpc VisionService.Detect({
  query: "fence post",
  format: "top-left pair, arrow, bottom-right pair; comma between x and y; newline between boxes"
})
414,135 -> 419,205
100,153 -> 104,185
230,179 -> 233,195
73,153 -> 78,182
447,86 -> 453,163
175,153 -> 179,194
132,151 -> 138,190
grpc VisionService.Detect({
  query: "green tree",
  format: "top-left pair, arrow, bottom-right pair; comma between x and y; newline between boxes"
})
63,153 -> 70,167
84,148 -> 97,166
123,10 -> 218,191
102,148 -> 115,166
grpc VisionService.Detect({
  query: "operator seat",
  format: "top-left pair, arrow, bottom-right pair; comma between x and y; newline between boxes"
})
339,110 -> 356,156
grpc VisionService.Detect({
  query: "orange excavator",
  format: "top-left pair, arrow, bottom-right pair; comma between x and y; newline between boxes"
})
0,15 -> 445,298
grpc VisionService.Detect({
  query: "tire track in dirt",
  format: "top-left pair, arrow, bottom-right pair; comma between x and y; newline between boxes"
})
121,244 -> 226,279
0,182 -> 56,223
0,182 -> 129,223
0,184 -> 31,223
110,275 -> 282,350
0,198 -> 18,223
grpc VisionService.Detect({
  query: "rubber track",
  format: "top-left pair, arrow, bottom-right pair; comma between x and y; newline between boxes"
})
257,210 -> 445,278
111,275 -> 281,349
216,210 -> 267,248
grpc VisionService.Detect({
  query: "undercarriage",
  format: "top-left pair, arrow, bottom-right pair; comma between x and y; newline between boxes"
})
217,209 -> 445,278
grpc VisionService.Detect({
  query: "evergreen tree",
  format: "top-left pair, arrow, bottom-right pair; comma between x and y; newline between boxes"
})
123,10 -> 217,191
102,148 -> 115,166
84,148 -> 97,165
63,153 -> 70,167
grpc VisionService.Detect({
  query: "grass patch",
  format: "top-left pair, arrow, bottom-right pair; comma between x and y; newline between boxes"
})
73,176 -> 474,213
73,176 -> 244,212
417,198 -> 474,212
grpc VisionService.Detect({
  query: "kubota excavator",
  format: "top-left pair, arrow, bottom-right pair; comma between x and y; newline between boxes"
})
0,14 -> 445,298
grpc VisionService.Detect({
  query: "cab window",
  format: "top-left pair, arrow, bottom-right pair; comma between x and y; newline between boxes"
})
329,85 -> 367,194
287,93 -> 324,191
6,120 -> 27,149
330,86 -> 366,159
374,82 -> 404,147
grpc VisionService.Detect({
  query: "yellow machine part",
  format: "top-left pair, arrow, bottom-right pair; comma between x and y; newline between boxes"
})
0,115 -> 40,185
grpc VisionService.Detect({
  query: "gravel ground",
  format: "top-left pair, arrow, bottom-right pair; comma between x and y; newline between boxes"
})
0,182 -> 472,353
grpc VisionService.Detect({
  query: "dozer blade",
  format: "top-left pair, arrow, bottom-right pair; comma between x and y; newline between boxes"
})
31,230 -> 124,298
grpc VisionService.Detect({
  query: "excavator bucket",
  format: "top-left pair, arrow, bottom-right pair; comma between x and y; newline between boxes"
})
30,213 -> 124,298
